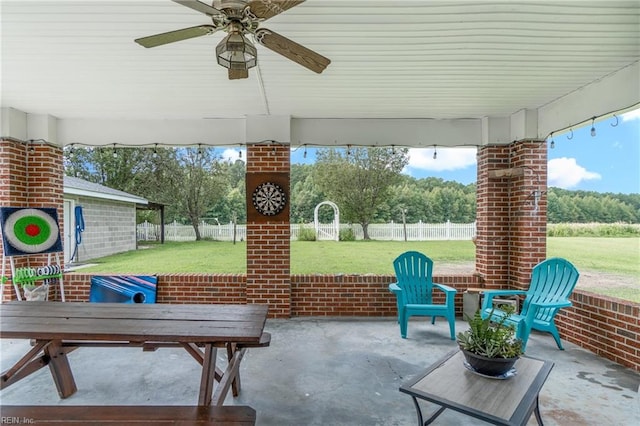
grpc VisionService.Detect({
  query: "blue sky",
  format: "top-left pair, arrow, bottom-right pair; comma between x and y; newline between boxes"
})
221,109 -> 639,195
546,109 -> 639,194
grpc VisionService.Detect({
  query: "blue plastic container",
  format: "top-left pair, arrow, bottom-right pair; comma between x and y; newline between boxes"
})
89,275 -> 157,304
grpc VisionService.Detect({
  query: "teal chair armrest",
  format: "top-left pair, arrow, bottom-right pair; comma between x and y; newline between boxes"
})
483,290 -> 527,296
433,283 -> 457,294
481,290 -> 526,311
521,299 -> 572,329
389,282 -> 405,305
529,299 -> 572,309
433,283 -> 458,309
434,283 -> 456,305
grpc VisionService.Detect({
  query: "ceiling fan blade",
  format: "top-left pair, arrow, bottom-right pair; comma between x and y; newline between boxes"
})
172,0 -> 223,17
247,0 -> 305,20
255,29 -> 330,73
229,69 -> 249,80
135,25 -> 217,48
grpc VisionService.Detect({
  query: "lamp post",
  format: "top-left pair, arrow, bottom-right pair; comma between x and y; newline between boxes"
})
401,208 -> 408,242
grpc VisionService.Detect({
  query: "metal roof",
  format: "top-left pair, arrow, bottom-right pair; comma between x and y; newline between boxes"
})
64,176 -> 148,205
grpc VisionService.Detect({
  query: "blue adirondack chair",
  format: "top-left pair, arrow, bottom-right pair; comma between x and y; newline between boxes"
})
389,251 -> 457,340
481,257 -> 580,351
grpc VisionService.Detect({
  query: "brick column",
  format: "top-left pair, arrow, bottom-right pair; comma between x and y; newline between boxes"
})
476,140 -> 547,290
245,144 -> 291,317
476,145 -> 510,289
0,139 -> 64,301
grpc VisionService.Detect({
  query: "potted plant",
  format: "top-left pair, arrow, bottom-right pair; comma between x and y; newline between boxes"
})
456,307 -> 524,377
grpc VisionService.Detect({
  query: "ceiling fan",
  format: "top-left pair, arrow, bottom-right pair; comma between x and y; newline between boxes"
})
135,0 -> 331,80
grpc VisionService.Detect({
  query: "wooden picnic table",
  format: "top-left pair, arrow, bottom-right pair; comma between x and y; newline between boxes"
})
0,301 -> 270,406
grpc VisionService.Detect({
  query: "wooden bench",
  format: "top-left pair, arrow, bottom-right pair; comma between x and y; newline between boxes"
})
0,405 -> 256,425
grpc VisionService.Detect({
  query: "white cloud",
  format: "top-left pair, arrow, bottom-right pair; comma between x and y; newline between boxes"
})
621,108 -> 640,122
405,147 -> 476,172
548,157 -> 601,189
220,148 -> 244,162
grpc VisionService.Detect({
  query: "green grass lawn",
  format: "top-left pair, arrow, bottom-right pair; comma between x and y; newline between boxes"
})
291,240 -> 476,274
79,237 -> 638,276
79,240 -> 477,275
547,237 -> 640,276
77,238 -> 639,301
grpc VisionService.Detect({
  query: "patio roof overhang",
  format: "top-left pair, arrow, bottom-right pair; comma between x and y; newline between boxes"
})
1,1 -> 638,148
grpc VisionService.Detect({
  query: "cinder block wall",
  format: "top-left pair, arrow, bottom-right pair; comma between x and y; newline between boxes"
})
67,196 -> 137,262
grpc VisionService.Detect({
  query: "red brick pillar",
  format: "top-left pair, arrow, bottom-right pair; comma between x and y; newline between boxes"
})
476,140 -> 547,290
245,144 -> 291,317
0,139 -> 64,301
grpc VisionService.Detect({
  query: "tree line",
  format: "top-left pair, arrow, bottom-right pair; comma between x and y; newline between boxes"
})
64,146 -> 640,239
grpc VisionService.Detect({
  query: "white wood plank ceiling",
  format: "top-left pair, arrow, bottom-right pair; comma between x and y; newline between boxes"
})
1,0 -> 639,147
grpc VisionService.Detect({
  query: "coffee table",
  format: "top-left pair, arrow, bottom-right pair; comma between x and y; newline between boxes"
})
400,349 -> 554,425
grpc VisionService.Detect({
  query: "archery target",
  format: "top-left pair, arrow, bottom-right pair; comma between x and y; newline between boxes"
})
0,207 -> 63,256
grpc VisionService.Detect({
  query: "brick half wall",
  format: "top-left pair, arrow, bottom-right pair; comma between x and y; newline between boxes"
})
62,273 -> 481,316
291,274 -> 481,317
25,273 -> 640,372
557,290 -> 640,370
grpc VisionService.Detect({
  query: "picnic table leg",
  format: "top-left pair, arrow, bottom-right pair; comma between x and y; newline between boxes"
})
1,340 -> 49,389
45,340 -> 77,398
212,347 -> 247,406
198,344 -> 217,406
227,343 -> 241,396
181,342 -> 226,383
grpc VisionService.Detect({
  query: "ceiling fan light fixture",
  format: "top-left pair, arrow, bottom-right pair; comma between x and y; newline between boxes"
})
216,31 -> 257,71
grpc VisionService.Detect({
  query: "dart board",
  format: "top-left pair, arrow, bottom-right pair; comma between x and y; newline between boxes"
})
252,182 -> 287,216
0,207 -> 63,256
246,172 -> 289,222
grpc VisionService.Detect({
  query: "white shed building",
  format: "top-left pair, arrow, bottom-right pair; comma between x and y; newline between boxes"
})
63,176 -> 147,264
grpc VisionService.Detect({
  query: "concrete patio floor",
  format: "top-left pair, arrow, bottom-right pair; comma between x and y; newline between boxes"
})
1,317 -> 639,425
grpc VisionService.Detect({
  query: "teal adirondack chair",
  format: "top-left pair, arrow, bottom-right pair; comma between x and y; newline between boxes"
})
389,251 -> 457,340
481,257 -> 580,351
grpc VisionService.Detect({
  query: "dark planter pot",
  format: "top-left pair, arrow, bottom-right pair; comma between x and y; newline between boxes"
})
461,349 -> 519,377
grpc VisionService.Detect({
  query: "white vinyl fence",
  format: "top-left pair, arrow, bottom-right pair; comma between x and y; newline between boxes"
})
137,220 -> 476,242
